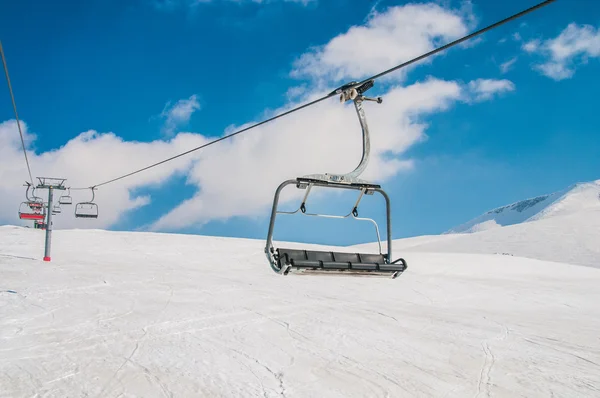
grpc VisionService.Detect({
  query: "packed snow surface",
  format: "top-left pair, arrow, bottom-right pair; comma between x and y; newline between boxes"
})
445,180 -> 600,234
1,226 -> 600,397
356,206 -> 600,269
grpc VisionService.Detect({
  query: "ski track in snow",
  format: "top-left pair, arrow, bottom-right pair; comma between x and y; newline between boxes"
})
0,226 -> 600,397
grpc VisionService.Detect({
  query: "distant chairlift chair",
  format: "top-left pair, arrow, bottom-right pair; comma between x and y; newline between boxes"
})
265,80 -> 408,279
18,184 -> 46,221
75,188 -> 99,219
18,201 -> 45,221
59,188 -> 73,205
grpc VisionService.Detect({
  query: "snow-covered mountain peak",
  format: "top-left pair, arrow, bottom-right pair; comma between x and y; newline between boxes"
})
445,179 -> 600,234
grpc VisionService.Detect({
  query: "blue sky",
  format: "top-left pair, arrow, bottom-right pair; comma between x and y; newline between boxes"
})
1,0 -> 599,246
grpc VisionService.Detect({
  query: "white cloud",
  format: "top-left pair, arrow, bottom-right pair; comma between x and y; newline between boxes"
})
458,0 -> 478,31
499,57 -> 517,74
523,23 -> 600,80
522,39 -> 540,53
290,3 -> 470,83
0,2 -> 518,233
467,79 -> 515,102
285,84 -> 308,102
160,94 -> 200,136
0,119 -> 207,229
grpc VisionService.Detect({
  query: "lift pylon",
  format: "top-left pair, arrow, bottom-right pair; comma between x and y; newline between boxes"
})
34,177 -> 67,262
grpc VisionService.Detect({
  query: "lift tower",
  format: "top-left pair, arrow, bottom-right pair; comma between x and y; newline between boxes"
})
35,177 -> 67,261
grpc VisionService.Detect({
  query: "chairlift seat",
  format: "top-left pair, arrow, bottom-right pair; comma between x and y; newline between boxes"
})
275,248 -> 407,275
75,213 -> 98,219
59,196 -> 72,205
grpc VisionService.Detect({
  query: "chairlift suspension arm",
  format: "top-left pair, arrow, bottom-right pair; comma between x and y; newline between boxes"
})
304,80 -> 382,184
345,98 -> 371,181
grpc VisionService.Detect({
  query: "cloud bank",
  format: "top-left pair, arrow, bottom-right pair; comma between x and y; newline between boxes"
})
523,23 -> 600,80
291,3 -> 468,84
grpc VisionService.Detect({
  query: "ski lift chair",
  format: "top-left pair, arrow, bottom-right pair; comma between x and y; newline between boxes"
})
265,80 -> 408,279
75,188 -> 99,219
52,204 -> 61,215
18,201 -> 45,220
59,189 -> 73,205
18,184 -> 46,221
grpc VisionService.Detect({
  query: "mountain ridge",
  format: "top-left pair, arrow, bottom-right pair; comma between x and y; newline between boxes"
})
444,179 -> 600,234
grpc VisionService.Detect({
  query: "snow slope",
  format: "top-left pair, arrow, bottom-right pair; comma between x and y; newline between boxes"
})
1,226 -> 600,397
445,179 -> 600,234
356,206 -> 600,268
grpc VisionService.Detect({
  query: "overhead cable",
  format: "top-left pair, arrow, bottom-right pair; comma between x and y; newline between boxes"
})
355,0 -> 557,86
1,40 -> 35,186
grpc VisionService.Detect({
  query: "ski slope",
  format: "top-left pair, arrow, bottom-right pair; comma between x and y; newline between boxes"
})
1,226 -> 600,397
355,206 -> 600,269
445,180 -> 600,234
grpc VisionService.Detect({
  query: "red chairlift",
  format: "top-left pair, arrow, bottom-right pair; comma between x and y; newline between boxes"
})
18,201 -> 45,220
18,183 -> 46,221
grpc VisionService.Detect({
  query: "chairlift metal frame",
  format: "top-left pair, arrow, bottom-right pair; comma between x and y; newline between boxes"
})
265,80 -> 407,279
75,188 -> 99,219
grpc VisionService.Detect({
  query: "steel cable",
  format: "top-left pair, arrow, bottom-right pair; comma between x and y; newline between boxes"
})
1,41 -> 35,186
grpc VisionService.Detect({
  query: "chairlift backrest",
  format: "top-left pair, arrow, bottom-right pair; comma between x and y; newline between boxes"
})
75,202 -> 98,218
28,201 -> 43,210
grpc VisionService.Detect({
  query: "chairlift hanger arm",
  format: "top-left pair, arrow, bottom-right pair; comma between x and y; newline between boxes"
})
302,91 -> 382,185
